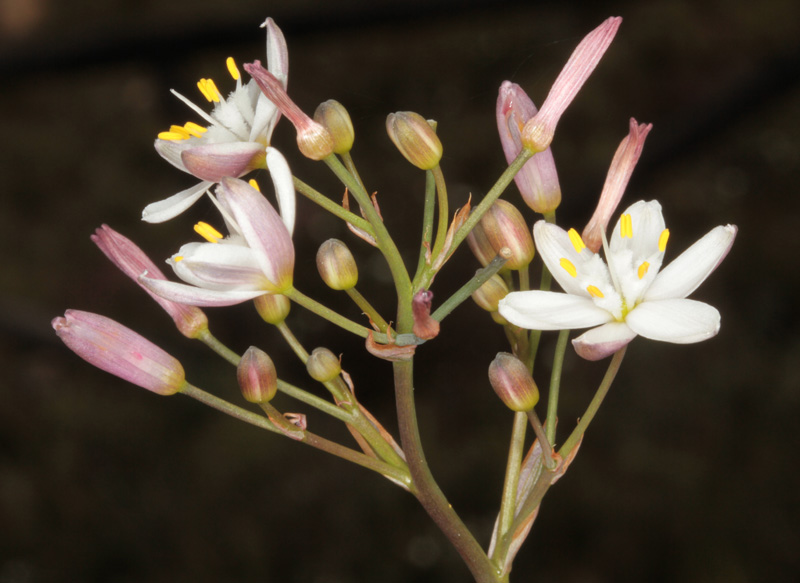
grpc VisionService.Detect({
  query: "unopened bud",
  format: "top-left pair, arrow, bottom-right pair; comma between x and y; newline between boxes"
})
316,239 -> 358,290
386,112 -> 443,170
314,99 -> 355,154
412,290 -> 440,340
488,352 -> 539,412
237,346 -> 278,403
471,274 -> 510,313
254,293 -> 291,325
306,347 -> 341,382
467,200 -> 535,271
52,310 -> 185,396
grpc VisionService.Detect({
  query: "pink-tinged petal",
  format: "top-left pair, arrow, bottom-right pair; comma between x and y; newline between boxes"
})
499,291 -> 613,330
644,225 -> 737,301
522,16 -> 622,152
582,119 -> 652,252
572,322 -> 637,360
625,298 -> 721,343
142,181 -> 212,223
140,276 -> 267,307
91,226 -> 208,338
266,147 -> 295,235
218,177 -> 295,291
496,81 -> 561,214
181,141 -> 266,182
170,243 -> 270,291
52,310 -> 185,395
154,138 -> 191,172
263,17 -> 288,87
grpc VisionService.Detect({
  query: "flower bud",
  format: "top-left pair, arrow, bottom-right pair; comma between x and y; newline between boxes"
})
237,346 -> 278,403
471,274 -> 510,313
314,99 -> 355,154
488,352 -> 539,412
254,293 -> 291,325
306,347 -> 342,383
316,239 -> 358,290
52,310 -> 185,396
412,290 -> 440,340
466,200 -> 535,271
386,112 -> 442,170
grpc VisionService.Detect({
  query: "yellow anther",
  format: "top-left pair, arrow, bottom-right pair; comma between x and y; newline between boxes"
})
638,261 -> 650,280
169,124 -> 192,138
157,131 -> 188,141
620,214 -> 633,239
567,228 -> 586,253
183,122 -> 207,137
248,179 -> 261,192
586,285 -> 604,298
174,256 -> 184,262
658,229 -> 670,252
197,78 -> 221,103
560,257 -> 577,278
194,222 -> 224,243
226,57 -> 240,81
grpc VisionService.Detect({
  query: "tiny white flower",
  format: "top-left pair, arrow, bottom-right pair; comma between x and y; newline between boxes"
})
498,200 -> 737,360
143,18 -> 289,223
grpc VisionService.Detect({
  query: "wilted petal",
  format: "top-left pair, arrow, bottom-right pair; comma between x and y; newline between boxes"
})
140,276 -> 267,307
499,291 -> 613,330
626,298 -> 721,343
181,141 -> 266,182
572,321 -> 636,360
644,225 -> 737,301
142,182 -> 212,223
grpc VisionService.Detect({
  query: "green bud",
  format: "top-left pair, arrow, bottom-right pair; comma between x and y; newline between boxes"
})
306,347 -> 341,383
254,294 -> 291,325
471,274 -> 510,313
316,239 -> 358,290
466,200 -> 534,271
386,111 -> 443,170
314,99 -> 355,154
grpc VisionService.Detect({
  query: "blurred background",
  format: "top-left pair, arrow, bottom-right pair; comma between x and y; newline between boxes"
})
2,0 -> 799,581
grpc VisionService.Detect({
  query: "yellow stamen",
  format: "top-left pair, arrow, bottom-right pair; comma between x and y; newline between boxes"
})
157,131 -> 188,141
183,122 -> 207,137
197,78 -> 221,103
248,179 -> 261,191
586,285 -> 604,298
169,124 -> 191,138
226,57 -> 240,81
567,228 -> 586,253
620,214 -> 633,239
174,256 -> 184,262
658,229 -> 670,252
638,261 -> 650,280
560,257 -> 577,277
194,221 -> 224,243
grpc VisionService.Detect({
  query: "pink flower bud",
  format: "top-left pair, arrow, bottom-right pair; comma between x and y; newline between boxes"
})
582,118 -> 652,252
52,310 -> 185,395
488,352 -> 539,412
91,225 -> 208,338
237,346 -> 278,403
467,200 -> 535,271
497,81 -> 561,214
522,16 -> 622,153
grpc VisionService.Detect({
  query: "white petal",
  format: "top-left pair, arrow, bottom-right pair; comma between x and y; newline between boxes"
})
266,147 -> 295,235
264,17 -> 289,87
142,182 -> 212,223
625,298 -> 721,343
171,243 -> 268,291
139,276 -> 266,307
609,200 -> 664,258
572,322 -> 637,360
533,221 -> 599,297
499,291 -> 613,330
644,225 -> 737,301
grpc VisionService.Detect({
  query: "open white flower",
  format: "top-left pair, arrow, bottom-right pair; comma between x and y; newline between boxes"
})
143,18 -> 288,223
140,173 -> 295,307
498,200 -> 737,360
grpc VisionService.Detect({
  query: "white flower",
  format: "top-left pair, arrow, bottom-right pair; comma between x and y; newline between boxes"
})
142,18 -> 288,223
498,201 -> 737,360
139,172 -> 295,307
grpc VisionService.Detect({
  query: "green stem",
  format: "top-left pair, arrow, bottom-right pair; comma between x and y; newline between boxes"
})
276,321 -> 310,362
340,151 -> 366,194
181,382 -> 279,433
413,170 -> 438,285
526,409 -> 555,471
545,329 -> 570,446
558,346 -> 627,459
428,165 -> 449,263
491,411 -> 527,561
196,328 -> 241,366
393,360 -> 498,583
292,176 -> 374,236
517,266 -> 531,292
276,379 -> 353,424
285,287 -> 381,340
345,287 -> 389,332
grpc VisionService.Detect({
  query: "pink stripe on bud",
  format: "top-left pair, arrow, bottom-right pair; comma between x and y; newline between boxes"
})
53,310 -> 186,395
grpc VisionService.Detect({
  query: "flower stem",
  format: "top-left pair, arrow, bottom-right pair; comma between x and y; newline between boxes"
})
558,346 -> 627,459
285,287 -> 381,340
292,176 -> 374,236
428,165 -> 449,263
196,328 -> 241,366
545,329 -> 570,446
527,409 -> 556,471
491,411 -> 527,561
345,287 -> 389,332
413,170 -> 437,285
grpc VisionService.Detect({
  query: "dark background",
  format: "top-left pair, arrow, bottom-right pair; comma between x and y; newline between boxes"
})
2,0 -> 798,581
